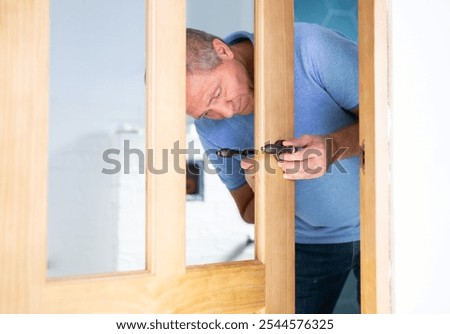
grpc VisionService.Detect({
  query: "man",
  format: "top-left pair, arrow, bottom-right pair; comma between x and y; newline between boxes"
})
186,22 -> 360,314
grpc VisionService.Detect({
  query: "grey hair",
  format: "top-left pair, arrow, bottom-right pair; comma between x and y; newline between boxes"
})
186,28 -> 224,75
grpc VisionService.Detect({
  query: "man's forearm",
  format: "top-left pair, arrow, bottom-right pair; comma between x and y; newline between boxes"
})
243,197 -> 254,224
326,121 -> 360,164
230,183 -> 255,224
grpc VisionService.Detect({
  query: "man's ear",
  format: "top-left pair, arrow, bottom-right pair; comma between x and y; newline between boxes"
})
212,39 -> 234,60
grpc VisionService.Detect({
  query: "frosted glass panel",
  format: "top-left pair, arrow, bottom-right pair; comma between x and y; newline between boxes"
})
48,0 -> 146,278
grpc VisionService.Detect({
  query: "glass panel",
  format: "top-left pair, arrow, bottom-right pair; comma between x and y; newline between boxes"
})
185,0 -> 255,265
48,0 -> 146,278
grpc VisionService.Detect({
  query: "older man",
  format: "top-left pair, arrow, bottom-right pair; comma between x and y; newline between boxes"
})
186,22 -> 360,314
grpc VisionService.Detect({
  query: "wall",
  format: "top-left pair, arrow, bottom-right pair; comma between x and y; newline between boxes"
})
295,0 -> 357,42
390,0 -> 450,313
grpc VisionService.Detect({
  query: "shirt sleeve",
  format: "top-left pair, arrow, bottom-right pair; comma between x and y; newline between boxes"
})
301,23 -> 359,111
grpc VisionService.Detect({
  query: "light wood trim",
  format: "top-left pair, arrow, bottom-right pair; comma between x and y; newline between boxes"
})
43,261 -> 265,313
254,0 -> 295,314
0,0 -> 49,313
146,0 -> 186,275
359,0 -> 391,313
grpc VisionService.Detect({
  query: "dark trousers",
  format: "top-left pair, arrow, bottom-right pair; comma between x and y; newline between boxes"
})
295,241 -> 360,314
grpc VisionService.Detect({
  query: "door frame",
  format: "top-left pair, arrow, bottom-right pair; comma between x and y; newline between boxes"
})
359,0 -> 391,314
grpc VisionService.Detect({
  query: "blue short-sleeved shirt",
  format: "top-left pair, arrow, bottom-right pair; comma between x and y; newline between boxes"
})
195,22 -> 360,244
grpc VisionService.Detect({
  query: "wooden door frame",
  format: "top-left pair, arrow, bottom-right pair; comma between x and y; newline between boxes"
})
359,0 -> 391,314
0,0 -> 294,314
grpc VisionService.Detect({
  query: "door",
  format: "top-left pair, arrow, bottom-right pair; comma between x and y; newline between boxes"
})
0,0 -> 294,313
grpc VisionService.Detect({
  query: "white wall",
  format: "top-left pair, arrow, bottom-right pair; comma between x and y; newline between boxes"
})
390,0 -> 450,313
186,0 -> 253,37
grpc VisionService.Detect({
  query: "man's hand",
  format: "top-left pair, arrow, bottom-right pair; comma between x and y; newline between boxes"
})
278,122 -> 359,180
277,135 -> 329,180
240,157 -> 257,192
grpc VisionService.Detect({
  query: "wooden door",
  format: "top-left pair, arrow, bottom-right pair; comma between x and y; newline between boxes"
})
0,0 -> 294,313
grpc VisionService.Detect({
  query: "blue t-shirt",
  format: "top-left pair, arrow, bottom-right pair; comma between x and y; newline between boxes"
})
195,22 -> 360,244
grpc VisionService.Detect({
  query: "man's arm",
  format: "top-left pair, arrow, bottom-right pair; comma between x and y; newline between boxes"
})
327,118 -> 359,164
229,109 -> 358,214
229,183 -> 254,224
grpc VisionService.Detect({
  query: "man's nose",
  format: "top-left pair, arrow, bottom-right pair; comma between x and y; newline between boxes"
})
217,100 -> 234,118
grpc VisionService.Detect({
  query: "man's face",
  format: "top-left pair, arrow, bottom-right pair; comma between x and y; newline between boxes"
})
186,47 -> 254,120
